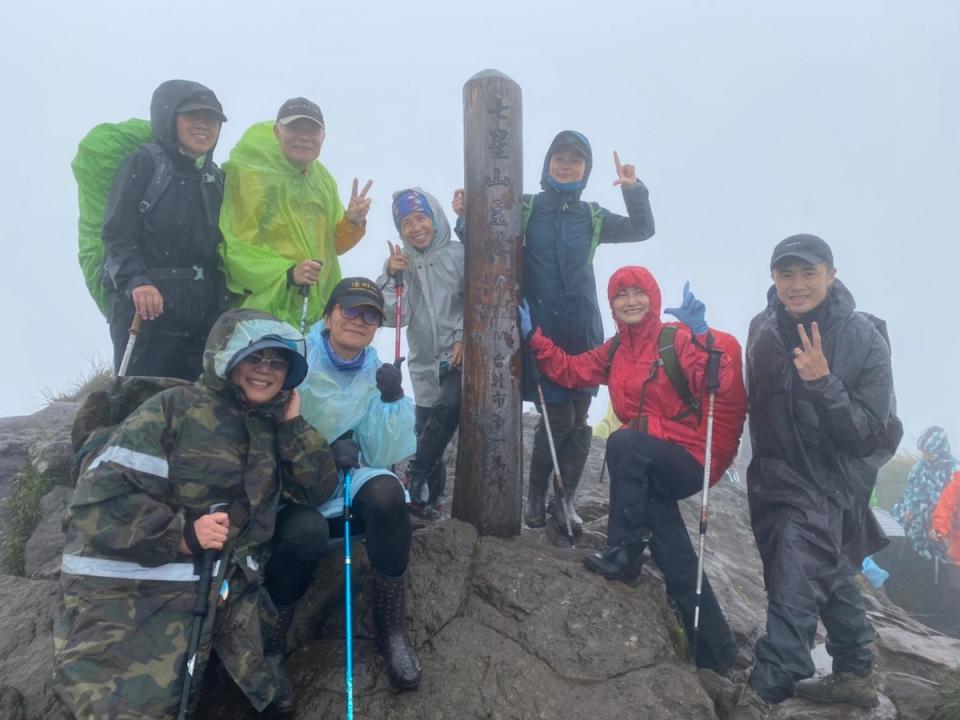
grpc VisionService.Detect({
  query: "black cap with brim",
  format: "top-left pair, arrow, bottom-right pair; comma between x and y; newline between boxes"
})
177,99 -> 227,123
227,338 -> 308,390
323,277 -> 384,318
770,234 -> 834,270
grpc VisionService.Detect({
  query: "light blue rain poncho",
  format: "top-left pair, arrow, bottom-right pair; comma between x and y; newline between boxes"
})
299,320 -> 416,517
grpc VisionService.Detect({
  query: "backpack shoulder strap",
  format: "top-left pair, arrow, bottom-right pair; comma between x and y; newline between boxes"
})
138,143 -> 174,214
587,201 -> 603,264
603,334 -> 621,375
658,326 -> 700,421
521,194 -> 534,238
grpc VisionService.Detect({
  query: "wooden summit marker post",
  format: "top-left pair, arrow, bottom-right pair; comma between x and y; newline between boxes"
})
452,70 -> 523,538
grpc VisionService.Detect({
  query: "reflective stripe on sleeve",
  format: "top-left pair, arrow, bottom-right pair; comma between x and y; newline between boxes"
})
61,553 -> 220,582
87,445 -> 170,479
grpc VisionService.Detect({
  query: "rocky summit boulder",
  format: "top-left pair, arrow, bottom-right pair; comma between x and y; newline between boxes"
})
2,405 -> 959,719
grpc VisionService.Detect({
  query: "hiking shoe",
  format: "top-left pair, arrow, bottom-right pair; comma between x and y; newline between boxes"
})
729,683 -> 773,720
795,670 -> 879,708
409,502 -> 441,521
582,545 -> 644,582
547,496 -> 584,535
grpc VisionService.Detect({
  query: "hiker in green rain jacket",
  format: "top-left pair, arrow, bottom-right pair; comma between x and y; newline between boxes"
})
53,308 -> 339,719
219,97 -> 373,328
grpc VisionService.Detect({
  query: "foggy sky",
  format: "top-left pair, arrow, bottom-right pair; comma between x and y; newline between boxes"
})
1,0 -> 957,448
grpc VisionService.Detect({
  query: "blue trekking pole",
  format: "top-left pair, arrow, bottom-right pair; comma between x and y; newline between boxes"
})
343,466 -> 355,719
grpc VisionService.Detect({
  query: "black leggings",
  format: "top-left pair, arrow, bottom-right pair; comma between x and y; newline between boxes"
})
605,427 -> 737,672
265,475 -> 411,605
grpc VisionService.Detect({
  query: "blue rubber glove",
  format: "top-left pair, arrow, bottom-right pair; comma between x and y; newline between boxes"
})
517,299 -> 534,340
664,281 -> 708,335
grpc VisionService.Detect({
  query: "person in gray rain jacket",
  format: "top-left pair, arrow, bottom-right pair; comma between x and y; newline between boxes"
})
379,188 -> 464,519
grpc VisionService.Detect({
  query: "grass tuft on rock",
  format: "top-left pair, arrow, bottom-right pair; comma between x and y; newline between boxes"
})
1,461 -> 54,576
933,667 -> 960,720
41,358 -> 113,405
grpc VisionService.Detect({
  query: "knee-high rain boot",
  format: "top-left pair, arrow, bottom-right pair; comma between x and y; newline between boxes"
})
525,428 -> 554,528
373,570 -> 422,690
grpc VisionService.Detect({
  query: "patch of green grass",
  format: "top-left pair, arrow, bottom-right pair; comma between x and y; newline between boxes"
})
662,601 -> 691,661
1,461 -> 54,576
933,668 -> 960,720
874,451 -> 918,512
40,358 -> 113,404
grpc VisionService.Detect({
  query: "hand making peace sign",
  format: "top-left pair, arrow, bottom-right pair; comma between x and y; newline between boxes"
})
793,322 -> 831,381
612,151 -> 639,188
386,241 -> 409,277
345,178 -> 374,225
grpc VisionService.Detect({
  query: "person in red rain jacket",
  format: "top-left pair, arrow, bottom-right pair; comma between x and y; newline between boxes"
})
931,471 -> 960,564
519,265 -> 745,673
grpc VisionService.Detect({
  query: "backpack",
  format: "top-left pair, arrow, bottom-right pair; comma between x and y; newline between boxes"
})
604,323 -> 747,486
860,312 -> 904,458
70,376 -> 190,486
72,120 -> 176,316
522,194 -> 604,263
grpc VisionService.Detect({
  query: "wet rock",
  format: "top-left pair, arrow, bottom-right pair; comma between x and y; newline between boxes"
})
0,575 -> 63,720
24,487 -> 71,580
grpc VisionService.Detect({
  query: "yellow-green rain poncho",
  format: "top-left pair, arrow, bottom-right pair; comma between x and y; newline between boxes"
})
219,122 -> 364,327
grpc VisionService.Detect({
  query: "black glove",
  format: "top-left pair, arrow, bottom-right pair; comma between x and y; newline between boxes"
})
331,436 -> 361,470
376,359 -> 405,402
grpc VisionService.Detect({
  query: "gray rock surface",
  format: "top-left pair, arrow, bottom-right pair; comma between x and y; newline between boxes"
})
2,406 -> 958,720
0,401 -> 77,546
0,575 -> 64,720
24,487 -> 71,580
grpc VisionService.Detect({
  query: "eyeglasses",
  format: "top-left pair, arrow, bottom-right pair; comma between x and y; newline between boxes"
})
340,306 -> 382,325
241,353 -> 290,371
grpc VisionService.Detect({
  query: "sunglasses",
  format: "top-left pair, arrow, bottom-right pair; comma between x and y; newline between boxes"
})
241,353 -> 290,371
340,306 -> 382,325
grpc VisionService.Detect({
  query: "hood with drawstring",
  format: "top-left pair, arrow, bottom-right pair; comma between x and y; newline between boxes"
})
540,129 -> 593,193
150,79 -> 226,158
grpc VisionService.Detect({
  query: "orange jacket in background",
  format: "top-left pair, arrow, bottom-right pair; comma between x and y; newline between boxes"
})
931,471 -> 960,563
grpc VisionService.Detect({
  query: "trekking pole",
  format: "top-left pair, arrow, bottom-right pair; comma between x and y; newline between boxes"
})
117,314 -> 144,377
526,349 -> 575,548
298,284 -> 310,335
394,270 -> 404,363
691,344 -> 723,664
298,259 -> 323,335
599,456 -> 607,484
342,465 -> 355,720
177,501 -> 229,720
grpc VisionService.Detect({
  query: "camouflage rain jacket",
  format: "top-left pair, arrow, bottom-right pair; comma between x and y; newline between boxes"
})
53,309 -> 339,719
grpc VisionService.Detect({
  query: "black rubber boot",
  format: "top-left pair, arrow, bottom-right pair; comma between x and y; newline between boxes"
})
373,571 -> 422,690
265,604 -> 297,716
583,543 -> 645,582
525,437 -> 553,528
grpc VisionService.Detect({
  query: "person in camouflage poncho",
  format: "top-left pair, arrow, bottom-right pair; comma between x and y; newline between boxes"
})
53,308 -> 339,719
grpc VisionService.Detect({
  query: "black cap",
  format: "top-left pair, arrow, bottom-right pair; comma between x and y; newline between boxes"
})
323,277 -> 384,317
276,97 -> 324,127
177,91 -> 227,122
770,234 -> 834,270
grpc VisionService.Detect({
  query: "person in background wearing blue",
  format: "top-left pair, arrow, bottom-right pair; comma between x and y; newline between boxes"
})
892,426 -> 959,558
263,277 -> 421,701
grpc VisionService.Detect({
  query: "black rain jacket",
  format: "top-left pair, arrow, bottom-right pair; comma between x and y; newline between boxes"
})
745,280 -> 900,611
102,79 -> 225,337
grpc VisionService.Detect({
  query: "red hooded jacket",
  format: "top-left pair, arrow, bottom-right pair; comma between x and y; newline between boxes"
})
528,266 -> 746,483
